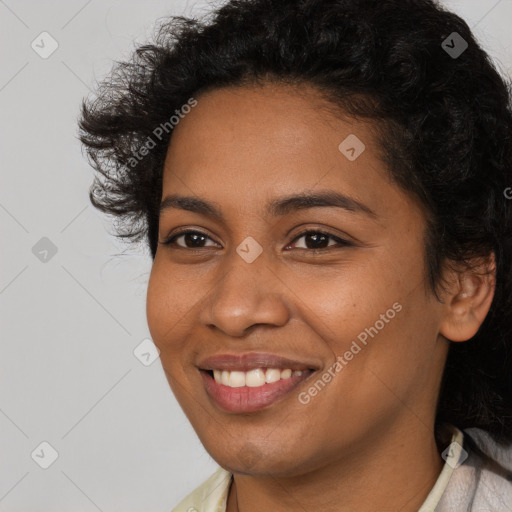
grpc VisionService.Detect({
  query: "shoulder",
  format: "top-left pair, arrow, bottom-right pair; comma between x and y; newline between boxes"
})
171,467 -> 233,512
464,428 -> 512,510
437,426 -> 512,511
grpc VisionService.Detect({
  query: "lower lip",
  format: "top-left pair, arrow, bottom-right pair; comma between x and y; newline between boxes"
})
200,370 -> 314,413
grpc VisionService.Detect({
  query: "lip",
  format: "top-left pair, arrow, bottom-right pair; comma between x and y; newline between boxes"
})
197,352 -> 320,372
197,352 -> 320,413
200,368 -> 315,413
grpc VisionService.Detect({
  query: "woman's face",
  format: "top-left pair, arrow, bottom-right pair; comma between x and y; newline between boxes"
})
146,83 -> 449,476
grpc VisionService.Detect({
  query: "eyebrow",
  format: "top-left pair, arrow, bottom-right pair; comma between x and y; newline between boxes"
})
159,190 -> 377,220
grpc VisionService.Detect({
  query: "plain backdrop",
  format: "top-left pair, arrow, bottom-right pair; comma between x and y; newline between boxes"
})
1,0 -> 511,510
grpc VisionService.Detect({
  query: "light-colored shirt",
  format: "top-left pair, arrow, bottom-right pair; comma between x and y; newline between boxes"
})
171,424 -> 512,512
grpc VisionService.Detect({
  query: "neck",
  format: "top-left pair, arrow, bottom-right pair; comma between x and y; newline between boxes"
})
226,419 -> 445,512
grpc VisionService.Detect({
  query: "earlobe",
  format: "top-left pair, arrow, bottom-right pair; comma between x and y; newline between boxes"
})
439,253 -> 496,343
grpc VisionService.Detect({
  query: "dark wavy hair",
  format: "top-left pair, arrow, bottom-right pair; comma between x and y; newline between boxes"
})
78,0 -> 512,447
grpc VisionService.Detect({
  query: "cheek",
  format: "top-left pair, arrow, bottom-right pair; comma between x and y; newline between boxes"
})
295,249 -> 431,379
321,285 -> 438,413
287,255 -> 410,337
146,259 -> 198,349
146,269 -> 170,344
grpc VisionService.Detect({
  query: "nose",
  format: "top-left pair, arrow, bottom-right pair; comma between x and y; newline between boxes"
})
198,250 -> 290,337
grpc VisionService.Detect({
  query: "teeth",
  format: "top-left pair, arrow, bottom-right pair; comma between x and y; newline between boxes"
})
245,368 -> 265,387
265,368 -> 281,383
281,369 -> 292,379
229,371 -> 246,388
211,368 -> 306,388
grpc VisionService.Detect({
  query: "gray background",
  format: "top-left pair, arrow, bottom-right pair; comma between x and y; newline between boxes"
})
1,1 -> 511,510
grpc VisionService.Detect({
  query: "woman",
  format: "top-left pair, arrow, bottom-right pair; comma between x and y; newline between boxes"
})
78,0 -> 512,510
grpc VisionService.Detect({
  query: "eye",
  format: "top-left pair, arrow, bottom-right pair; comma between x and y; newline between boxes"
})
286,229 -> 352,250
159,228 -> 353,251
159,229 -> 220,249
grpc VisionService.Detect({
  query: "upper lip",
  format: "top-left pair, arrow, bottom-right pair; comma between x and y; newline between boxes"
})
197,352 -> 319,372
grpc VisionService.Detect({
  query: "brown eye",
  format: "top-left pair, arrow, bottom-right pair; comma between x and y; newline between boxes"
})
160,229 -> 219,249
287,230 -> 352,250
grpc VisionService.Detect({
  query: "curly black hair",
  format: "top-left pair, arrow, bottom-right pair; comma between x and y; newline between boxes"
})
78,0 -> 512,447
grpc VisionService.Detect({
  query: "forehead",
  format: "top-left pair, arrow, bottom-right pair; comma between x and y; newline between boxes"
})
161,82 -> 424,246
164,83 -> 383,182
160,83 -> 421,228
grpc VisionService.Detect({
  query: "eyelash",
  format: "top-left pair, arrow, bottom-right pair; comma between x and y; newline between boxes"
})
159,228 -> 353,251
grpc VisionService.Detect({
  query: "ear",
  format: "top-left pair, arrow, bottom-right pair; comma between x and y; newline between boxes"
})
439,253 -> 496,342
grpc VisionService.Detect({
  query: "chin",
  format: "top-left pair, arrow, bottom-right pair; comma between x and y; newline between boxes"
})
207,442 -> 312,477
